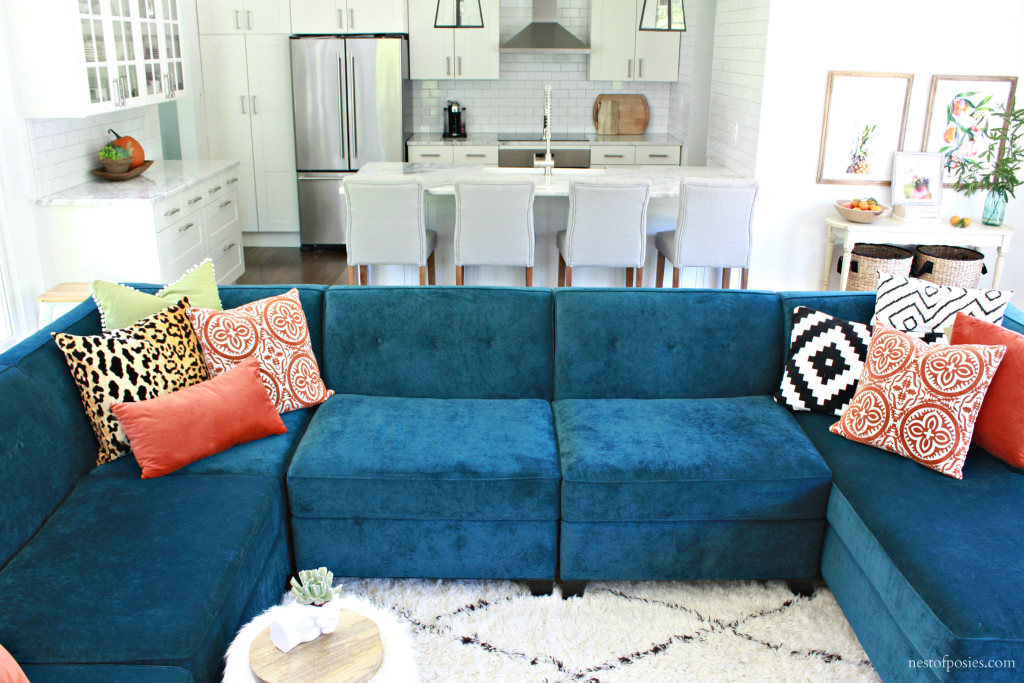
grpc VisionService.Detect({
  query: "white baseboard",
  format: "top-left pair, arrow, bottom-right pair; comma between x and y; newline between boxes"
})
242,232 -> 301,248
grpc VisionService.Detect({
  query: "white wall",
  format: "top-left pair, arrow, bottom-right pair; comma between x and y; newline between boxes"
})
668,0 -> 714,162
706,0 -> 768,175
751,0 -> 1024,304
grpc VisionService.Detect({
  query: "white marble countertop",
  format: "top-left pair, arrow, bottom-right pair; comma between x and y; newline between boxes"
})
36,160 -> 241,206
354,162 -> 737,198
406,133 -> 684,147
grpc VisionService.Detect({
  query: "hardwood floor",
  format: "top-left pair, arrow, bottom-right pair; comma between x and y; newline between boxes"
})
236,247 -> 349,285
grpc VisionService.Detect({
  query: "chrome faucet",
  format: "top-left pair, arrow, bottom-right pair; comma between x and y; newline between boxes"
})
534,85 -> 554,181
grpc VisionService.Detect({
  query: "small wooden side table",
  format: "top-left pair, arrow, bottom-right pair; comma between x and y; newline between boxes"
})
37,282 -> 92,328
822,216 -> 1014,291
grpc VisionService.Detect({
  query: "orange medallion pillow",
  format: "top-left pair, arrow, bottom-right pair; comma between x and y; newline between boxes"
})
111,358 -> 287,479
951,312 -> 1024,469
186,289 -> 332,412
830,323 -> 1006,479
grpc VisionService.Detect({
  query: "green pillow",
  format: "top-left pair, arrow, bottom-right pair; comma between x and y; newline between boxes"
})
92,259 -> 223,331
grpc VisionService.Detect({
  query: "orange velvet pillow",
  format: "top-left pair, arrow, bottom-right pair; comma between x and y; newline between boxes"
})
0,644 -> 29,683
111,357 -> 287,479
951,312 -> 1024,470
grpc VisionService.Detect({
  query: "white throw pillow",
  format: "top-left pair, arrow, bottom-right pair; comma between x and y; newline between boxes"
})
873,273 -> 1013,332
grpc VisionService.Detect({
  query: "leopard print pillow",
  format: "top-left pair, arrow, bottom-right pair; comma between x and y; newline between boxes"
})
53,299 -> 210,465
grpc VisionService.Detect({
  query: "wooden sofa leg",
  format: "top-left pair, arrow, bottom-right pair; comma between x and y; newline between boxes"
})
786,578 -> 817,597
560,580 -> 587,599
525,580 -> 554,596
656,252 -> 665,288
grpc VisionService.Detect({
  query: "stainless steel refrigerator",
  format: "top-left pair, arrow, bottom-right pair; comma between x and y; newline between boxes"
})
291,36 -> 409,248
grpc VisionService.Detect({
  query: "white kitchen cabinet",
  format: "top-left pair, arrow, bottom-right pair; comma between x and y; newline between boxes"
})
408,0 -> 499,80
200,34 -> 299,234
197,0 -> 290,35
589,0 -> 680,82
290,0 -> 407,34
6,0 -> 189,118
453,146 -> 498,165
591,146 -> 637,166
408,146 -> 455,164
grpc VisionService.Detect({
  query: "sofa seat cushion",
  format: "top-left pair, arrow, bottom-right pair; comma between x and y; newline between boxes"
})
91,407 -> 314,480
0,475 -> 285,680
288,394 -> 559,521
797,412 -> 1024,671
555,396 -> 831,522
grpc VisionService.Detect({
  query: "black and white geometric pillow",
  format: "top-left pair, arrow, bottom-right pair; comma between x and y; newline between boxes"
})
874,273 -> 1013,332
775,307 -> 873,416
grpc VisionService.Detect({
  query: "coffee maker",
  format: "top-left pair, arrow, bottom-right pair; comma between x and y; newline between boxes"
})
443,100 -> 467,138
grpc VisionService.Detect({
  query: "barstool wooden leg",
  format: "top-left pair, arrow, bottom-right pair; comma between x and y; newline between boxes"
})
672,267 -> 680,288
525,266 -> 533,287
741,268 -> 749,290
348,266 -> 356,286
419,266 -> 427,286
635,267 -> 643,287
656,253 -> 665,288
359,266 -> 368,286
427,251 -> 436,285
722,268 -> 731,289
456,266 -> 464,286
565,266 -> 573,287
558,254 -> 566,287
625,268 -> 634,287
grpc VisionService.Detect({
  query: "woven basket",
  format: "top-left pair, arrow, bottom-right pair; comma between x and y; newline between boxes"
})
912,245 -> 986,288
838,243 -> 914,291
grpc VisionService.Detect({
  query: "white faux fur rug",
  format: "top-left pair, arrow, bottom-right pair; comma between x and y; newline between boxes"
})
333,578 -> 880,683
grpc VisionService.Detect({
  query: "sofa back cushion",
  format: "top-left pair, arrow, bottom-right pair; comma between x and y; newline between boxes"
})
0,301 -> 103,569
323,287 -> 554,399
554,289 -> 783,399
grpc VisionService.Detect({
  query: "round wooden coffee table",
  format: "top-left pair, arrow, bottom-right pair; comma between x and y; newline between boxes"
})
249,609 -> 383,683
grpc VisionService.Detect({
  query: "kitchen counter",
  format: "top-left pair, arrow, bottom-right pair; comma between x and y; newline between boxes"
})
36,160 -> 241,206
354,162 -> 736,198
406,133 -> 684,147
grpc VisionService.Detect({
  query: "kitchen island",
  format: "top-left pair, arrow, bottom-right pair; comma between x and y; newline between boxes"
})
349,162 -> 738,288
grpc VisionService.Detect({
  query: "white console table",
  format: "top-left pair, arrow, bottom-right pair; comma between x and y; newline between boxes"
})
822,216 -> 1014,291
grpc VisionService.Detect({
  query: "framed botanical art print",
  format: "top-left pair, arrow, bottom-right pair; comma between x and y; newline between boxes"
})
922,75 -> 1018,185
891,152 -> 943,206
817,71 -> 914,185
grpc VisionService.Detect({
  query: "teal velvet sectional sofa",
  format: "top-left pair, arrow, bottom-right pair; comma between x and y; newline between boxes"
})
0,284 -> 1021,682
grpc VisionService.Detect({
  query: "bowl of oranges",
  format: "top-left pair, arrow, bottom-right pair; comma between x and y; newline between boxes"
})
834,198 -> 891,223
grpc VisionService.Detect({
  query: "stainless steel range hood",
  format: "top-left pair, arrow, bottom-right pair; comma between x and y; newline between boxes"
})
500,0 -> 591,54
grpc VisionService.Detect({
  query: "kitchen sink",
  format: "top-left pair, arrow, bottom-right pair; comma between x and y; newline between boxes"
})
481,167 -> 607,175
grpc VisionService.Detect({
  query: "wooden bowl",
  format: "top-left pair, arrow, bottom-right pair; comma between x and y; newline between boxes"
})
92,159 -> 154,181
834,200 -> 892,224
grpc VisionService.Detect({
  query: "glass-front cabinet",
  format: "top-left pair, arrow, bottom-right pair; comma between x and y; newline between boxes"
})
7,0 -> 190,117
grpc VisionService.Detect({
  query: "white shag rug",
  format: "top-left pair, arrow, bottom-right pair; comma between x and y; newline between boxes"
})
327,578 -> 880,683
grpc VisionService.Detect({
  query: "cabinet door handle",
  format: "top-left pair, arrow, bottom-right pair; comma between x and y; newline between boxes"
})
338,8 -> 344,28
446,57 -> 451,76
604,154 -> 624,158
178,222 -> 195,233
466,154 -> 486,158
246,9 -> 253,30
241,95 -> 247,114
351,57 -> 358,157
226,177 -> 239,185
187,195 -> 203,205
457,56 -> 462,76
111,79 -> 120,106
252,95 -> 258,115
627,59 -> 633,79
219,199 -> 233,209
121,76 -> 129,103
209,185 -> 223,194
164,207 -> 181,217
234,9 -> 241,29
638,58 -> 643,78
421,153 -> 441,158
222,242 -> 237,252
649,154 -> 669,158
349,8 -> 354,28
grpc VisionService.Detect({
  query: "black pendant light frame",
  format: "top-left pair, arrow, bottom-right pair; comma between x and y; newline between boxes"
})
435,0 -> 485,29
639,0 -> 686,32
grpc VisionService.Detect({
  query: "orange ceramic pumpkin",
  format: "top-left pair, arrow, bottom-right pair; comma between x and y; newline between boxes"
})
108,129 -> 145,169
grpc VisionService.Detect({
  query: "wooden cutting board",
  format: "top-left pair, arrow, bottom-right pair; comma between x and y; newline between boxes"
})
593,95 -> 649,135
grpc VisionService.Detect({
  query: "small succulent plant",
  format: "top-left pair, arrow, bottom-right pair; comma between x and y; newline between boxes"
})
290,567 -> 341,606
98,142 -> 132,161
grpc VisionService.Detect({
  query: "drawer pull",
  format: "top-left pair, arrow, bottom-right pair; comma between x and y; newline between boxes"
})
604,154 -> 624,158
164,207 -> 181,217
178,222 -> 195,233
209,185 -> 223,194
219,200 -> 233,209
226,177 -> 239,185
649,154 -> 669,158
421,153 -> 441,158
187,195 -> 203,205
222,242 -> 237,252
466,154 -> 487,158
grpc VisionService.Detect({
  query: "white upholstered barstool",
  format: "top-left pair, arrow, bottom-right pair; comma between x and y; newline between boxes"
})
556,179 -> 652,287
454,180 -> 536,286
655,178 -> 759,289
342,176 -> 437,286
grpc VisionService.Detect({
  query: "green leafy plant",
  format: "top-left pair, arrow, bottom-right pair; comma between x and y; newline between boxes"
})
290,567 -> 341,606
952,102 -> 1024,198
98,142 -> 132,161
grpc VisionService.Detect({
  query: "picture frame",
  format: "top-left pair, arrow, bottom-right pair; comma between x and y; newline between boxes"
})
922,75 -> 1018,186
817,71 -> 914,185
891,152 -> 943,206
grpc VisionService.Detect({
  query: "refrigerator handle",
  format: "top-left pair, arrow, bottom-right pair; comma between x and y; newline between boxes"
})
351,57 -> 358,159
337,54 -> 346,159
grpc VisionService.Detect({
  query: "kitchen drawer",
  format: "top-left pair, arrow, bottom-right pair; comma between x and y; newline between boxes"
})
155,194 -> 185,231
181,188 -> 207,216
206,190 -> 240,246
212,230 -> 244,285
157,215 -> 205,282
636,146 -> 681,165
204,173 -> 231,203
408,146 -> 454,163
591,146 -> 636,165
453,146 -> 498,165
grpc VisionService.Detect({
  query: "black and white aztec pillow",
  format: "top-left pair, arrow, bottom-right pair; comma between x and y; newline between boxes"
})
775,307 -> 945,416
874,273 -> 1013,332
